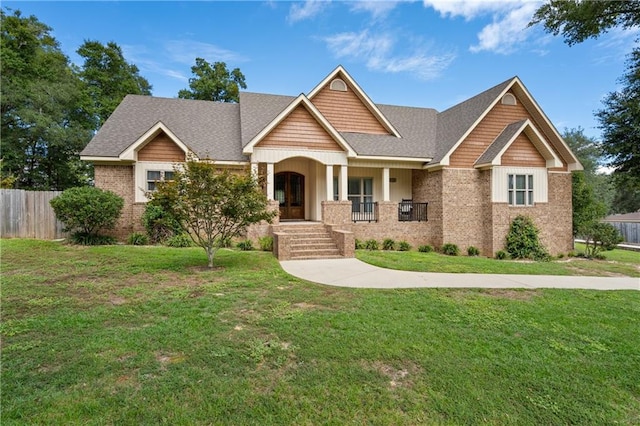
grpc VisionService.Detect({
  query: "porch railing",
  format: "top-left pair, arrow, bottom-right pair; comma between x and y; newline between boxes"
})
398,201 -> 428,222
352,202 -> 378,222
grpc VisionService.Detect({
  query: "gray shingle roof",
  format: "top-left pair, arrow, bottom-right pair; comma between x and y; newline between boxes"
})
81,95 -> 246,162
475,120 -> 528,166
82,77 -> 517,164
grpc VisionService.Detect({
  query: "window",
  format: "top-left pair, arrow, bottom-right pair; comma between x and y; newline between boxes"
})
501,93 -> 517,105
146,170 -> 174,191
348,177 -> 373,212
508,174 -> 533,206
330,78 -> 347,92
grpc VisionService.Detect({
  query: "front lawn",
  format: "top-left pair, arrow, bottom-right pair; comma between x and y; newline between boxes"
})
2,239 -> 639,424
357,243 -> 640,277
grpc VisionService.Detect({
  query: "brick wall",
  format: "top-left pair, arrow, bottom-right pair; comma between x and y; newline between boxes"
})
94,165 -> 135,240
412,169 -> 443,248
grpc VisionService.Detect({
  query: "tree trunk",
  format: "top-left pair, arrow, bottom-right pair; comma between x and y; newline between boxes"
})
206,246 -> 214,268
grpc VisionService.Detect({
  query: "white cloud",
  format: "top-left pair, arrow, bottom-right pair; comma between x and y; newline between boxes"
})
349,1 -> 402,20
164,40 -> 248,65
323,29 -> 455,80
288,0 -> 331,23
422,0 -> 520,20
469,2 -> 539,54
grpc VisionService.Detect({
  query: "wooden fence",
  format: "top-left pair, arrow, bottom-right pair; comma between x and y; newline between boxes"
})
1,189 -> 67,239
605,221 -> 640,244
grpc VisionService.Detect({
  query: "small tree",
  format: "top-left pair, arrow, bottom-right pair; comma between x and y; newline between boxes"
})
150,160 -> 276,268
581,222 -> 623,259
50,186 -> 123,242
505,215 -> 549,261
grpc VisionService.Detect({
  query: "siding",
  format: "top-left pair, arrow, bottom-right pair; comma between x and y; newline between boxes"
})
501,133 -> 546,167
257,105 -> 344,151
311,84 -> 389,134
450,91 -> 567,170
137,133 -> 186,162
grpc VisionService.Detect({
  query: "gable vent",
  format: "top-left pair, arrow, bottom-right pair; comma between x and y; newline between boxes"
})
330,78 -> 347,92
501,93 -> 517,105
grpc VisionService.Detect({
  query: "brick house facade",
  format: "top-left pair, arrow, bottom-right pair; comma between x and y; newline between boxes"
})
81,66 -> 581,257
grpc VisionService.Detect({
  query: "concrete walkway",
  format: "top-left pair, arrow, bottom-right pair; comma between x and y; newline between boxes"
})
280,258 -> 640,290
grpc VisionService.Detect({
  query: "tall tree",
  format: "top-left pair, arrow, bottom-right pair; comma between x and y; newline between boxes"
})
1,9 -> 94,190
178,58 -> 246,102
76,40 -> 152,126
530,0 -> 640,46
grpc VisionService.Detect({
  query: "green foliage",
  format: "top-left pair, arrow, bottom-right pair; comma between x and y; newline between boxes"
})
597,48 -> 640,180
494,250 -> 509,260
505,215 -> 549,261
165,233 -> 193,248
572,171 -> 607,237
442,243 -> 460,256
355,239 -> 365,250
126,232 -> 148,246
582,222 -> 624,258
237,240 -> 253,251
1,9 -> 95,190
418,245 -> 433,253
382,238 -> 396,251
178,59 -> 246,102
530,1 -> 640,46
142,203 -> 182,244
610,174 -> 640,214
467,246 -> 480,256
365,239 -> 379,251
50,187 -> 123,239
259,236 -> 273,252
76,40 -> 152,126
398,241 -> 411,251
149,160 -> 275,267
69,232 -> 117,246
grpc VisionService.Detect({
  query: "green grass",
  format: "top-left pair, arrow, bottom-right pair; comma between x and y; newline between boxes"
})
357,243 -> 640,277
2,239 -> 640,425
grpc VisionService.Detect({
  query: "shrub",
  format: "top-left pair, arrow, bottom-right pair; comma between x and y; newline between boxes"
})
398,241 -> 411,251
50,187 -> 124,244
166,233 -> 193,248
442,243 -> 459,256
365,239 -> 379,250
70,232 -> 117,246
142,203 -> 182,244
237,240 -> 253,251
382,238 -> 396,251
259,236 -> 273,251
495,250 -> 509,260
355,239 -> 365,250
127,232 -> 148,246
581,222 -> 623,258
567,250 -> 577,258
418,245 -> 433,253
505,215 -> 549,261
467,246 -> 480,256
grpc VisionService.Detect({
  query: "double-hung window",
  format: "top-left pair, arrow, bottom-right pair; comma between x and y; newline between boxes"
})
146,170 -> 174,191
348,177 -> 373,212
508,174 -> 533,206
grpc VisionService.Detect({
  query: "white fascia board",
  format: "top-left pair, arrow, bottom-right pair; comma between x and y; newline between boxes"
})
80,156 -> 130,163
119,121 -> 192,161
355,155 -> 432,163
243,94 -> 357,158
307,65 -> 401,138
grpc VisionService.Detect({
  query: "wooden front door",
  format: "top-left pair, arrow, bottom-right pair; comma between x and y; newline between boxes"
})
275,172 -> 305,220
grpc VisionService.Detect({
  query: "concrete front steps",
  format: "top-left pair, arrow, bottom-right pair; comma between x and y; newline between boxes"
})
272,222 -> 343,260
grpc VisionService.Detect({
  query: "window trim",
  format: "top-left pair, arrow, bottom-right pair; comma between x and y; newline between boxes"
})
508,173 -> 534,206
146,169 -> 174,192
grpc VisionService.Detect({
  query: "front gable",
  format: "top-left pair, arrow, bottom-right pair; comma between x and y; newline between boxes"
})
120,121 -> 192,162
256,104 -> 344,152
449,89 -> 567,170
138,131 -> 186,162
308,66 -> 400,137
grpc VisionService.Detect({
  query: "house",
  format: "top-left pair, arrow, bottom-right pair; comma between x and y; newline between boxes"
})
80,65 -> 582,259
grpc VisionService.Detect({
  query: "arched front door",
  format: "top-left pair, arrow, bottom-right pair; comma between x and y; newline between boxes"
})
275,172 -> 304,220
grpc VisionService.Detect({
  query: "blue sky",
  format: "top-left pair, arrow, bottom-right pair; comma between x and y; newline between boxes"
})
7,1 -> 638,139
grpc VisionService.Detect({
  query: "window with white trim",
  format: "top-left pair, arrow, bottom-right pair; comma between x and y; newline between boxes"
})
146,170 -> 174,191
508,174 -> 533,206
348,177 -> 373,212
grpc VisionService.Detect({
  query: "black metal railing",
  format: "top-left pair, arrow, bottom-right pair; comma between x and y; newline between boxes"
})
398,201 -> 428,222
352,202 -> 378,222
